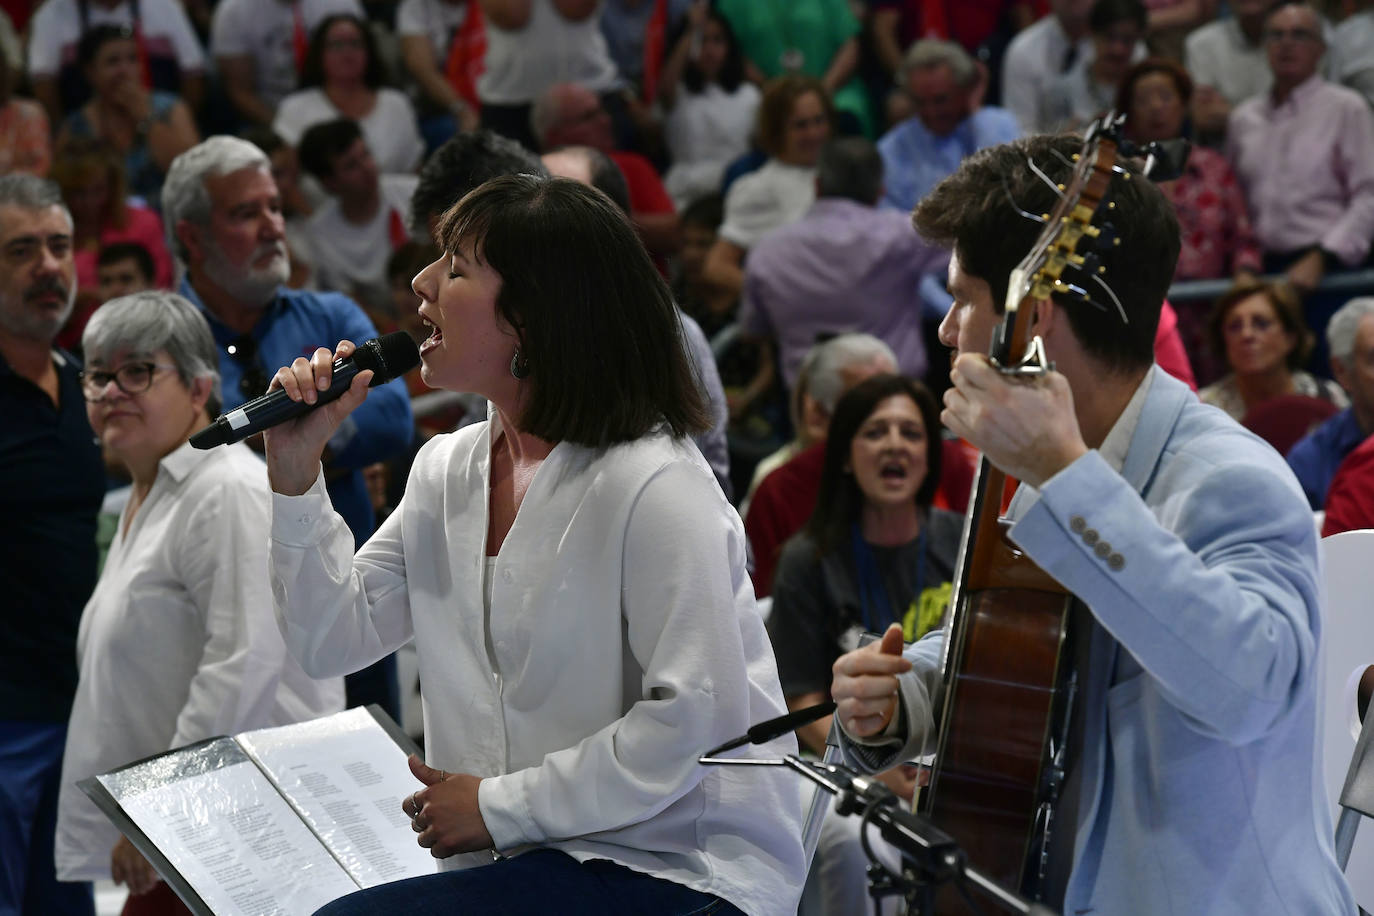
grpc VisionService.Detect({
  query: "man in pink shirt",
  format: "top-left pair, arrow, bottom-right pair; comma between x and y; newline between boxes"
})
1226,1 -> 1374,295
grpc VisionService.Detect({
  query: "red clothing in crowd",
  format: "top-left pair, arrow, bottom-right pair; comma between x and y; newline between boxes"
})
1161,146 -> 1262,283
869,0 -> 1046,54
1155,300 -> 1197,392
57,204 -> 174,352
1322,434 -> 1374,536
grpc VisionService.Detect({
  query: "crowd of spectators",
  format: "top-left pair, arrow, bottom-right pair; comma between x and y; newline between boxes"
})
7,0 -> 1374,912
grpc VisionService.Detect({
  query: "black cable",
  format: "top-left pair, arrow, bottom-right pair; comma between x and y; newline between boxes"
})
857,796 -> 913,896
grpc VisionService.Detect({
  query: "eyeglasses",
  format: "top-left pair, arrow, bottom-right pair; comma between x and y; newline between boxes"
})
1264,28 -> 1320,43
79,362 -> 177,401
226,334 -> 270,400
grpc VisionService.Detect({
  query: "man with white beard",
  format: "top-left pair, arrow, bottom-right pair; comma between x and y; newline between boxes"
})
0,174 -> 105,916
163,137 -> 414,719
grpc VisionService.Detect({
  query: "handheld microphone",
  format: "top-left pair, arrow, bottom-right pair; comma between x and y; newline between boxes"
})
189,332 -> 421,449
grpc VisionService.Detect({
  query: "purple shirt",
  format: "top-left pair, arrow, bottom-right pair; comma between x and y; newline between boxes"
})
740,198 -> 948,391
1226,74 -> 1374,265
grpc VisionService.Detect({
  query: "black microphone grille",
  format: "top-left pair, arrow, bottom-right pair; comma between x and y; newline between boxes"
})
355,331 -> 421,382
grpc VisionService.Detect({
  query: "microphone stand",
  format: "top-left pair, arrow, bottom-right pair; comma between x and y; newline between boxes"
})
699,751 -> 1058,916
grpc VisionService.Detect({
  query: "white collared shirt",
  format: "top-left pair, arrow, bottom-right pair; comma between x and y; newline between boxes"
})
56,441 -> 344,880
270,419 -> 807,916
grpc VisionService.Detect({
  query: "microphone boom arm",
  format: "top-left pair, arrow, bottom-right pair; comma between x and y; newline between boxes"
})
698,751 -> 1058,916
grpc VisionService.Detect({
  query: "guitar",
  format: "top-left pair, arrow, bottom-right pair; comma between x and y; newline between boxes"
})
918,117 -> 1136,913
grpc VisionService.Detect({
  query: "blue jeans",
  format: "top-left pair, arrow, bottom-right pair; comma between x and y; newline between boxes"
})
313,849 -> 745,916
0,721 -> 94,916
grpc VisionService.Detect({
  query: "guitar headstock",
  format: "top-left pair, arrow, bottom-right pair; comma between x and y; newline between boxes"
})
992,115 -> 1130,370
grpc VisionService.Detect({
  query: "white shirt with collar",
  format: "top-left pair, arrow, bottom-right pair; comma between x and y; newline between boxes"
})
1000,14 -> 1093,133
269,415 -> 807,915
55,440 -> 344,881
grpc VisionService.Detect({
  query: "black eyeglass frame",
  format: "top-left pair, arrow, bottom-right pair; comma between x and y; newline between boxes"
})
78,362 -> 178,401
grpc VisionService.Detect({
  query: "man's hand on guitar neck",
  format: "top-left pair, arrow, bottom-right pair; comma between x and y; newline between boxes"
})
941,352 -> 1088,489
832,623 -> 911,738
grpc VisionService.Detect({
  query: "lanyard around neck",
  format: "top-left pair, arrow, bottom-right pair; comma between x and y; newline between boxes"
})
851,522 -> 927,635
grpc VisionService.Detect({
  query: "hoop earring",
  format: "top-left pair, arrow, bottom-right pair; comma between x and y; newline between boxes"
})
510,350 -> 530,380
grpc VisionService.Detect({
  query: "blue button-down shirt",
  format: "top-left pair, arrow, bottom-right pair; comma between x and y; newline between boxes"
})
181,279 -> 415,546
877,106 -> 1022,214
1287,406 -> 1367,509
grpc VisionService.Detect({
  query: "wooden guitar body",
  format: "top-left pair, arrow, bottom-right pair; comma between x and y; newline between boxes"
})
921,468 -> 1076,911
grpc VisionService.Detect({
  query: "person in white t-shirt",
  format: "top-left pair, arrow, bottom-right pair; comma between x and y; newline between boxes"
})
396,0 -> 481,141
26,0 -> 205,123
274,14 -> 425,175
211,0 -> 363,126
297,118 -> 419,316
476,0 -> 622,150
657,2 -> 760,210
700,74 -> 831,304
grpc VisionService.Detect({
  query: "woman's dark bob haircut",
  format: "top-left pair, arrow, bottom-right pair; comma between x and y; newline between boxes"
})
805,373 -> 942,555
435,174 -> 709,447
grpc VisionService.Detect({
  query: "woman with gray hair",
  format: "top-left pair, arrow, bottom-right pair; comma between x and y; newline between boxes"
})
52,291 -> 343,916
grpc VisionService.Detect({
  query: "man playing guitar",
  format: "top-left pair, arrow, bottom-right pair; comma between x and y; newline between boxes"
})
829,132 -> 1356,915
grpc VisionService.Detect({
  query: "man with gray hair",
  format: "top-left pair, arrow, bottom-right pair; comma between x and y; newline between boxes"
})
876,39 -> 1019,214
1287,296 -> 1374,508
743,332 -> 899,597
0,174 -> 103,916
164,136 -> 414,720
740,137 -> 948,399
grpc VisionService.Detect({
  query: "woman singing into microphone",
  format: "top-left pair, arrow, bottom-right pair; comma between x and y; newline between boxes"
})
262,175 -> 805,916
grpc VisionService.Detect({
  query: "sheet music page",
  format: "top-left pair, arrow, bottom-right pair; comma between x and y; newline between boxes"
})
238,707 -> 437,887
100,742 -> 358,916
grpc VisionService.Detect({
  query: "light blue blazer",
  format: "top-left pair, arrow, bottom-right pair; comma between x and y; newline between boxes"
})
844,367 -> 1356,915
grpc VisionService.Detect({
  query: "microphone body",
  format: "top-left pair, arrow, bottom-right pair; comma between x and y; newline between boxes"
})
190,332 -> 420,449
704,700 -> 837,756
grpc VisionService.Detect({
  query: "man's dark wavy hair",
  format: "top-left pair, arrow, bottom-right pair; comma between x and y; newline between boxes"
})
913,133 -> 1180,373
410,130 -> 548,235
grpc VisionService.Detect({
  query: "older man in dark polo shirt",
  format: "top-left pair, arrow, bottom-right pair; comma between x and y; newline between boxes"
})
0,175 -> 104,916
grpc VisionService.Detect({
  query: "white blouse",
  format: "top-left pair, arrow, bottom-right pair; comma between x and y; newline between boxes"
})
270,417 -> 807,915
55,442 -> 344,880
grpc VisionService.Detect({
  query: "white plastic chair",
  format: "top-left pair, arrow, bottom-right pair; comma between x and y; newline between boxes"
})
1318,530 -> 1374,909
